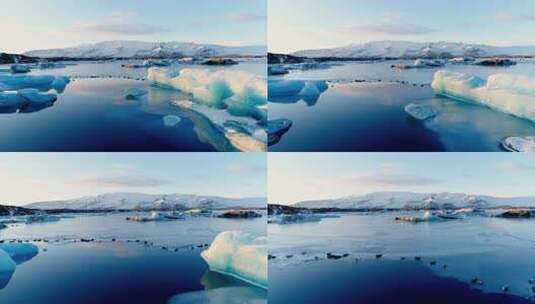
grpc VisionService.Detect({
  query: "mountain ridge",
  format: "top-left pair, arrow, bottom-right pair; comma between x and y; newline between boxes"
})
25,192 -> 266,210
292,191 -> 535,210
292,40 -> 535,59
24,40 -> 267,59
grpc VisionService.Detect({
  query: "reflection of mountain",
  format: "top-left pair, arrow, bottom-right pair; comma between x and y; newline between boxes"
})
293,41 -> 535,59
293,191 -> 535,210
26,193 -> 266,210
25,41 -> 266,59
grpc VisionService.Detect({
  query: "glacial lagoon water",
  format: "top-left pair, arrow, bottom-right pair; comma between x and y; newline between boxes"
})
0,213 -> 267,304
269,212 -> 535,302
0,60 -> 265,152
269,60 -> 535,151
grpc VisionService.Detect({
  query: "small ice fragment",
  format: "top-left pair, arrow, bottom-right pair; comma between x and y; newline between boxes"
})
163,115 -> 182,127
125,87 -> 148,100
501,136 -> 535,152
404,103 -> 438,120
201,231 -> 267,289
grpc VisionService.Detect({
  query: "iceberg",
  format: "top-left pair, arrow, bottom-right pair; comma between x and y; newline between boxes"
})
0,92 -> 25,112
501,136 -> 535,152
404,103 -> 438,120
10,64 -> 31,74
432,71 -> 535,122
124,87 -> 148,100
18,89 -> 57,104
0,75 -> 56,91
0,249 -> 16,290
201,231 -> 267,289
25,214 -> 61,224
0,243 -> 39,264
148,67 -> 266,121
172,99 -> 266,152
268,80 -> 328,106
50,76 -> 70,93
267,119 -> 292,146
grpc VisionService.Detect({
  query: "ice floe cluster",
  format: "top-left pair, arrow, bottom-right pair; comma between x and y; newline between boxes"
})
201,231 -> 267,289
0,74 -> 70,113
432,71 -> 535,123
268,79 -> 328,106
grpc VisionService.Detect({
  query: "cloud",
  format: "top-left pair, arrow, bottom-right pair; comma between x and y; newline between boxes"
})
495,13 -> 535,22
77,176 -> 173,188
340,23 -> 439,36
225,12 -> 265,22
344,174 -> 442,187
76,23 -> 170,36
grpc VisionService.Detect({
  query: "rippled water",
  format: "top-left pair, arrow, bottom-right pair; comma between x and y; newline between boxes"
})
0,213 -> 266,304
269,212 -> 535,300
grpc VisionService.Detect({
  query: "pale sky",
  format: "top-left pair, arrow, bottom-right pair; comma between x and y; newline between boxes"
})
269,0 -> 535,53
1,0 -> 266,54
269,153 -> 535,205
0,153 -> 266,206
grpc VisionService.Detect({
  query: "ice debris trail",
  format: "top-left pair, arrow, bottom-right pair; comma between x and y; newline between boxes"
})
148,67 -> 267,121
432,71 -> 535,122
201,231 -> 267,289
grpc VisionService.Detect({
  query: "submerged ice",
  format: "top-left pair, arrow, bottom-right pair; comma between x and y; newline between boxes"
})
201,231 -> 267,289
432,71 -> 535,123
404,103 -> 438,120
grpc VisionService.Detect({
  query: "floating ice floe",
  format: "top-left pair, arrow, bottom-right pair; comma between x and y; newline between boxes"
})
267,119 -> 293,146
25,214 -> 61,224
432,71 -> 535,122
172,99 -> 266,152
268,80 -> 328,106
126,211 -> 185,222
148,67 -> 266,121
392,59 -> 445,69
163,115 -> 182,127
268,65 -> 289,75
10,64 -> 31,74
501,136 -> 535,152
404,103 -> 438,120
167,287 -> 266,304
0,74 -> 56,91
18,89 -> 57,104
201,231 -> 267,289
124,87 -> 148,100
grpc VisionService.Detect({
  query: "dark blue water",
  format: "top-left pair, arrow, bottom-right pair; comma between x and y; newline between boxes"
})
269,82 -> 535,152
269,259 -> 530,304
0,242 -> 265,304
0,79 -> 235,151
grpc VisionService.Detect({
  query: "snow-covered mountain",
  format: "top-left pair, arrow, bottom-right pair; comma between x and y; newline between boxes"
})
293,192 -> 535,210
293,41 -> 535,59
24,40 -> 266,59
25,193 -> 266,210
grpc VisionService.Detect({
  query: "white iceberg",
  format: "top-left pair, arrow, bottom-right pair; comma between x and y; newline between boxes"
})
125,87 -> 148,100
0,243 -> 39,264
432,71 -> 535,122
172,99 -> 266,152
501,136 -> 535,152
162,115 -> 182,127
148,67 -> 266,121
404,103 -> 438,120
201,231 -> 267,289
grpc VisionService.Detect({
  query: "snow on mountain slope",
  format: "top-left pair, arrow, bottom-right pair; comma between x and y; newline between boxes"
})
293,191 -> 535,209
25,193 -> 266,210
24,41 -> 267,58
293,41 -> 535,59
